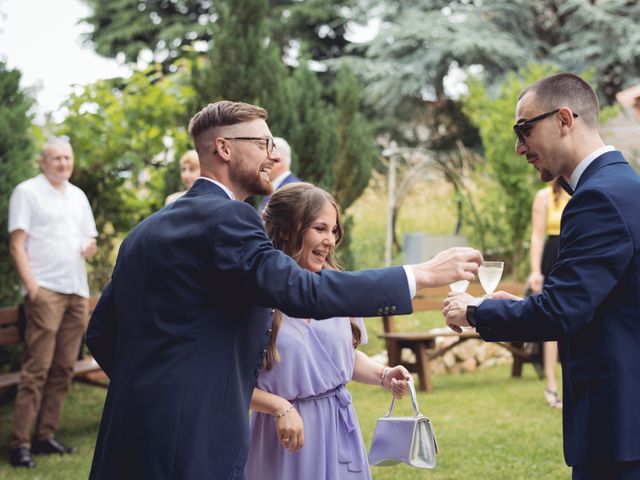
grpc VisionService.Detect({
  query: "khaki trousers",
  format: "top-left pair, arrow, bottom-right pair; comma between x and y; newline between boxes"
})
10,288 -> 88,449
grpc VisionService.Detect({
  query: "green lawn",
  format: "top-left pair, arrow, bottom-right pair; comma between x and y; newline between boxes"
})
0,363 -> 568,479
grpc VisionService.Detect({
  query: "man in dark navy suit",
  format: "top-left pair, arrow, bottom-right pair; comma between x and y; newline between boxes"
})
86,100 -> 482,480
444,73 -> 640,479
258,136 -> 300,212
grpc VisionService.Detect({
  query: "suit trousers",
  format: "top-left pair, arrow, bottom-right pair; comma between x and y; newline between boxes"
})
573,460 -> 640,479
10,288 -> 88,449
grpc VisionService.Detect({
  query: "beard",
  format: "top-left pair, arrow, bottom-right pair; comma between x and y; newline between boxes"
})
539,167 -> 555,182
230,155 -> 273,196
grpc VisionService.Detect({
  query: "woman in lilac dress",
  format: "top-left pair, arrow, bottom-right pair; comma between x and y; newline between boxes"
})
245,183 -> 411,479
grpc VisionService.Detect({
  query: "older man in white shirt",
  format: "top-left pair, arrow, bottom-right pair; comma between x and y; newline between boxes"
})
8,136 -> 97,468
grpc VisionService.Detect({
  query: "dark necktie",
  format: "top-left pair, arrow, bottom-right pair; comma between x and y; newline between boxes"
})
557,177 -> 574,196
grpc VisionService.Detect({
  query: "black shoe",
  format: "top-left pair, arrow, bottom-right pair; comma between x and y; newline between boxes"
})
9,447 -> 36,468
32,437 -> 78,455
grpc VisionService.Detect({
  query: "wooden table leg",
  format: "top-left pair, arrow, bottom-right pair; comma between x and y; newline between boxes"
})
386,339 -> 401,367
511,342 -> 524,378
415,342 -> 432,392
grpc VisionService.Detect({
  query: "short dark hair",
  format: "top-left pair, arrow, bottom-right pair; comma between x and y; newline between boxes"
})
188,100 -> 268,140
519,73 -> 599,129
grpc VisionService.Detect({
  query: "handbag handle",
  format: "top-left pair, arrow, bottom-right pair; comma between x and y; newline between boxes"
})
383,376 -> 422,418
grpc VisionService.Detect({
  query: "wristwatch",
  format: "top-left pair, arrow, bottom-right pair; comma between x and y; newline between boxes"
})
466,298 -> 484,328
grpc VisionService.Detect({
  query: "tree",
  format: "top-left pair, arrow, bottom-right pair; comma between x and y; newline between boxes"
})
286,62 -> 338,190
80,0 -> 357,69
355,0 -> 640,108
331,66 -> 379,268
0,62 -> 36,307
332,65 -> 377,211
56,65 -> 194,291
462,64 -> 559,276
80,0 -> 215,67
191,0 -> 293,136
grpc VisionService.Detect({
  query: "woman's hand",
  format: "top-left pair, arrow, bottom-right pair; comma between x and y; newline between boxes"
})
275,405 -> 304,453
382,365 -> 411,399
526,272 -> 543,293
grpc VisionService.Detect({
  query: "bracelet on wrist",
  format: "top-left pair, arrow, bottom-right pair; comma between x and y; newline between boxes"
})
379,367 -> 390,388
273,404 -> 294,422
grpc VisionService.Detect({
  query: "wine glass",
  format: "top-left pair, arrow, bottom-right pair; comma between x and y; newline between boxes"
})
478,261 -> 504,295
449,280 -> 469,293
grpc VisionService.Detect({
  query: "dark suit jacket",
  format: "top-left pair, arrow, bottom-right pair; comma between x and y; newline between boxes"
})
474,151 -> 640,467
86,179 -> 411,480
259,172 -> 301,211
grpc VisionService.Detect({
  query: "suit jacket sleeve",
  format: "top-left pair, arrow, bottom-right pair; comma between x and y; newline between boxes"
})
86,280 -> 117,377
476,188 -> 634,342
211,201 -> 413,318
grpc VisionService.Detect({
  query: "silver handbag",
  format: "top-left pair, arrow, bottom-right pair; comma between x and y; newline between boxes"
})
368,378 -> 438,469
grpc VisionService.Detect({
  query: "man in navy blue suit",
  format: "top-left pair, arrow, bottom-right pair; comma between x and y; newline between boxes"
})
86,100 -> 482,480
444,73 -> 640,479
258,136 -> 300,212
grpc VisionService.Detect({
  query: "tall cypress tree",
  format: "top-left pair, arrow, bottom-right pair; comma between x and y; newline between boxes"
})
287,63 -> 338,191
332,65 -> 377,211
0,62 -> 35,307
331,66 -> 378,269
192,0 -> 292,134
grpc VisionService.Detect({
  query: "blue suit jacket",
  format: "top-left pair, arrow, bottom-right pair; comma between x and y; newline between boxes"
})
259,172 -> 301,211
86,179 -> 411,480
475,151 -> 640,466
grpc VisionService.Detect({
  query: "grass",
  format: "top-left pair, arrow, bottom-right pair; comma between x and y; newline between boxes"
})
357,364 -> 568,479
0,384 -> 104,480
0,363 -> 568,479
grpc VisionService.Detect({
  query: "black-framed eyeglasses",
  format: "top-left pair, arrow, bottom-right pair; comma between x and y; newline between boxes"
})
223,136 -> 275,154
513,109 -> 579,145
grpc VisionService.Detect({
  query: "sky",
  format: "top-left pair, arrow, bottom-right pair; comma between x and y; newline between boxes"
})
0,0 -> 130,122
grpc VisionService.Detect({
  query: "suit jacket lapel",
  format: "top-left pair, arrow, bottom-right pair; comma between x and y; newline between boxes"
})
576,150 -> 627,191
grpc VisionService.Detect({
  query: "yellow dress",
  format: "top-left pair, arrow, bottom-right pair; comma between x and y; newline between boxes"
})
546,186 -> 570,236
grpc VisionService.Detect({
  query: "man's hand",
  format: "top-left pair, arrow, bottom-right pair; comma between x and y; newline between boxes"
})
443,292 -> 475,333
27,283 -> 39,301
412,247 -> 483,289
81,239 -> 97,259
490,290 -> 523,301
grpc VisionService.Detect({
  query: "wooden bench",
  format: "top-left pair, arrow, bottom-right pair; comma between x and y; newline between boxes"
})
381,282 -> 542,392
0,297 -> 108,396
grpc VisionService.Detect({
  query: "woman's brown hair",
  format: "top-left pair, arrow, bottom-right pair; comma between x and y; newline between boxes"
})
262,182 -> 362,370
551,178 -> 564,205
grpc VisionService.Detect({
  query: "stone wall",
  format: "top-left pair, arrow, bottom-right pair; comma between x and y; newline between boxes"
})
426,334 -> 513,375
371,328 -> 514,375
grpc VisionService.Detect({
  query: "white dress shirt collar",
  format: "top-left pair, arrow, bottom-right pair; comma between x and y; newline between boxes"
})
568,145 -> 616,190
197,177 -> 235,200
272,170 -> 292,191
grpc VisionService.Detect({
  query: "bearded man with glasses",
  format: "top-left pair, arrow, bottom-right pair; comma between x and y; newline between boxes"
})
445,72 -> 640,479
85,100 -> 483,480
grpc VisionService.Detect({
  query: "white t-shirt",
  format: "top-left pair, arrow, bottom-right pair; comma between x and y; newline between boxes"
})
8,174 -> 98,298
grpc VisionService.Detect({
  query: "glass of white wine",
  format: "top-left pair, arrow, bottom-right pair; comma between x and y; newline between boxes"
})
478,261 -> 504,295
449,280 -> 470,293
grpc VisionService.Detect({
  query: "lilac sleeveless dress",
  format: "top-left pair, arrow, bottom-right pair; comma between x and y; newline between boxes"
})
245,315 -> 371,479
